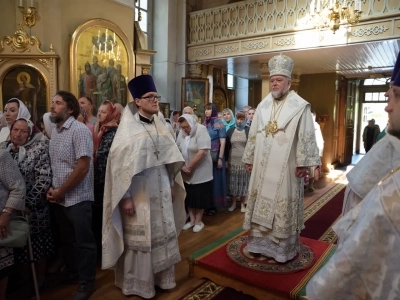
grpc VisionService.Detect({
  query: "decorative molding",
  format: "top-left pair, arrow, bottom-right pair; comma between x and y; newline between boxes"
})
215,45 -> 239,54
260,62 -> 269,70
1,25 -> 42,53
38,58 -> 50,70
189,0 -> 400,45
351,25 -> 389,37
274,37 -> 295,46
191,49 -> 212,57
243,41 -> 268,50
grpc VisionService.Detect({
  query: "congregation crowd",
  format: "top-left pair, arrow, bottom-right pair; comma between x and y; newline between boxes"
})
0,51 -> 399,300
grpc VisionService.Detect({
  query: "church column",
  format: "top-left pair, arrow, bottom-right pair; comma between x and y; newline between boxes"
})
291,73 -> 301,93
259,62 -> 270,99
152,0 -> 186,111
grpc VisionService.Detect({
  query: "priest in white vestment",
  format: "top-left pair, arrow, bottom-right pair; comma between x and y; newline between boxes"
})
341,52 -> 400,217
307,52 -> 400,299
242,54 -> 321,263
102,75 -> 186,299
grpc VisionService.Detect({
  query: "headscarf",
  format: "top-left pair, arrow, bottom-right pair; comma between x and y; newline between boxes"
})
94,100 -> 120,160
234,110 -> 247,131
221,108 -> 236,131
42,112 -> 54,139
5,98 -> 31,128
179,114 -> 198,165
7,118 -> 42,163
170,110 -> 180,132
203,103 -> 218,128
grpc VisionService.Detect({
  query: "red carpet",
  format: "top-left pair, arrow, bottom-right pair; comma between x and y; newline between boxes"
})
188,228 -> 336,299
301,187 -> 345,240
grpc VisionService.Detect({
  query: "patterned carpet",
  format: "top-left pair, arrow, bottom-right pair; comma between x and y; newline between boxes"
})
183,183 -> 346,300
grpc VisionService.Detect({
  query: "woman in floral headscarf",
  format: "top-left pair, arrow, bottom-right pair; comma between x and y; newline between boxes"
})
93,100 -> 121,258
0,98 -> 31,143
203,103 -> 227,215
0,117 -> 53,292
221,108 -> 236,132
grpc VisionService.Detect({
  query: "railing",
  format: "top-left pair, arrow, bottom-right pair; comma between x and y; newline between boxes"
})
188,0 -> 400,45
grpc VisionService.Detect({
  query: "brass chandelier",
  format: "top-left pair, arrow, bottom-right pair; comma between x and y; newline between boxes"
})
310,0 -> 362,33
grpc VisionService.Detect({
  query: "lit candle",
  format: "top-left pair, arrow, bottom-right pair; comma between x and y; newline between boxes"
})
99,43 -> 102,53
19,0 -> 23,7
117,45 -> 120,55
112,43 -> 114,53
105,29 -> 108,38
355,0 -> 361,11
30,0 -> 34,7
92,45 -> 95,56
310,0 -> 315,15
113,32 -> 116,42
98,30 -> 100,40
316,0 -> 321,12
104,42 -> 107,54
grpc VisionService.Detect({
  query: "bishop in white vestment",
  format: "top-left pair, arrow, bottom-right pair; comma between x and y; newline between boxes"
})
102,75 -> 186,299
242,54 -> 320,263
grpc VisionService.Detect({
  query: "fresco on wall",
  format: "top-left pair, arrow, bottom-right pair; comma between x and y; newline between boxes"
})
76,25 -> 129,109
2,66 -> 47,124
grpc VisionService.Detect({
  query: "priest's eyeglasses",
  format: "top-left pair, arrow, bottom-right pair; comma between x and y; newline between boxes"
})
141,95 -> 161,102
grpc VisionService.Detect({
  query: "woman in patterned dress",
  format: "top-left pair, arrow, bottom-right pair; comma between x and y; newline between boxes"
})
0,118 -> 53,291
0,150 -> 26,299
225,111 -> 250,212
93,100 -> 120,257
203,103 -> 227,215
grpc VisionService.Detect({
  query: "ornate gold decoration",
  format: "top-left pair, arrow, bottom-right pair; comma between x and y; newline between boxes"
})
311,0 -> 362,33
265,99 -> 287,137
38,58 -> 51,70
141,68 -> 149,75
18,5 -> 37,28
1,24 -> 41,53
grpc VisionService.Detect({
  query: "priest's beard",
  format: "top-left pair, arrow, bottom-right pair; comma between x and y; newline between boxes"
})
272,88 -> 290,100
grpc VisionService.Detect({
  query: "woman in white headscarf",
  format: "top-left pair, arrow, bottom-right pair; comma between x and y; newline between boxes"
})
0,98 -> 31,143
170,110 -> 181,133
176,114 -> 213,233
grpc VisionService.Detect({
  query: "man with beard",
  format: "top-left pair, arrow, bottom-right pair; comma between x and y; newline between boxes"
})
306,52 -> 400,299
102,75 -> 186,298
46,91 -> 96,300
242,54 -> 320,263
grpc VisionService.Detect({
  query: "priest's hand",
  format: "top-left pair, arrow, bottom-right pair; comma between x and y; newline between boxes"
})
245,164 -> 253,173
121,198 -> 135,216
295,167 -> 309,178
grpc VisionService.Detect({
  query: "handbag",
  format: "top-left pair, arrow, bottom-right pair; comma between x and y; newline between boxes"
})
210,150 -> 219,163
0,216 -> 30,248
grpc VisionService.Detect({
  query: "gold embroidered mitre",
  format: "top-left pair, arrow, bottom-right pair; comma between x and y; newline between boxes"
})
268,54 -> 293,78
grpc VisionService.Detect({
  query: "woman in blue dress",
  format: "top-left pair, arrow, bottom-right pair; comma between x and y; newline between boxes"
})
203,103 -> 227,215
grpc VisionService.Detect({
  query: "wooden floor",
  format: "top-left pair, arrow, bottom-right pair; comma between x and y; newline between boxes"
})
39,171 -> 345,300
